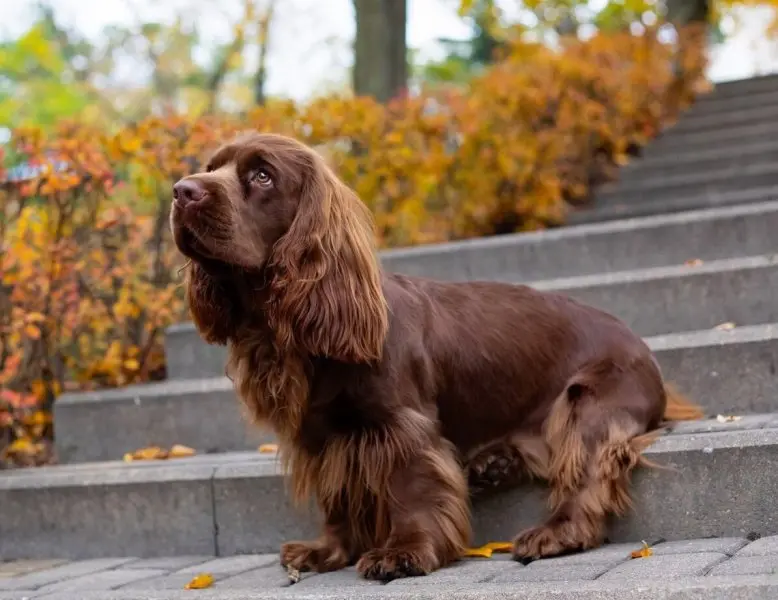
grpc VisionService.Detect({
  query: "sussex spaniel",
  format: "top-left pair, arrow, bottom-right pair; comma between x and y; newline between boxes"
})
170,131 -> 703,581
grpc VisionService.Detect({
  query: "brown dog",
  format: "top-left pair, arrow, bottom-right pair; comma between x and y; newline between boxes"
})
170,131 -> 703,581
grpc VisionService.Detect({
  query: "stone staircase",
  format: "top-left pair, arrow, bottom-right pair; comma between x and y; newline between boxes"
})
3,73 -> 778,597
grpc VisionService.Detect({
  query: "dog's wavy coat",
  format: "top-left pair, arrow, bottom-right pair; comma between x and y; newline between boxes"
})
170,132 -> 703,581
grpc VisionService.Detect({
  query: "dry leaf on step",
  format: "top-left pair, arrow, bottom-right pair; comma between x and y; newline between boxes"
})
630,541 -> 654,559
464,546 -> 493,558
684,258 -> 703,267
258,443 -> 279,454
123,446 -> 168,461
716,414 -> 742,423
184,573 -> 214,589
482,542 -> 513,553
169,444 -> 196,458
713,322 -> 736,331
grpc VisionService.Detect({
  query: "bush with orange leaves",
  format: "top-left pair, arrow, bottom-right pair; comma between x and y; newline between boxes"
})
0,26 -> 707,467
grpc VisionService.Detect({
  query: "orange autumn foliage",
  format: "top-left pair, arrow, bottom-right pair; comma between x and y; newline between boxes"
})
0,26 -> 707,466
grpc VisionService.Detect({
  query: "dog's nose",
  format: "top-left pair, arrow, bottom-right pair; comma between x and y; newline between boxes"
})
173,179 -> 206,207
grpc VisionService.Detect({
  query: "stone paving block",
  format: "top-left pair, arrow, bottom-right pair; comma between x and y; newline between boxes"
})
386,559 -> 512,586
38,569 -> 168,592
489,563 -> 611,583
736,535 -> 778,556
710,555 -> 778,576
291,567 -> 384,588
214,565 -> 298,589
122,556 -> 213,571
598,552 -> 726,580
0,558 -> 136,591
0,559 -> 68,578
517,542 -> 651,567
175,555 -> 278,576
651,538 -> 748,556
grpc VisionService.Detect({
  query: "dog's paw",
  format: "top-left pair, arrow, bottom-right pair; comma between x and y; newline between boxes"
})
512,524 -> 589,565
356,548 -> 433,581
280,540 -> 348,573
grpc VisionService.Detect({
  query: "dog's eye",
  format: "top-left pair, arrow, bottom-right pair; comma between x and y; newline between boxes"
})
251,169 -> 273,188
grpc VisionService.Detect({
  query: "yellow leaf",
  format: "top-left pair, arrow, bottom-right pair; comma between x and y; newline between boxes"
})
464,546 -> 493,558
482,542 -> 513,553
26,312 -> 46,322
258,443 -> 279,454
184,573 -> 214,590
124,446 -> 168,461
123,359 -> 140,371
684,258 -> 703,267
169,444 -> 196,458
714,322 -> 736,331
24,324 -> 41,340
630,541 -> 654,559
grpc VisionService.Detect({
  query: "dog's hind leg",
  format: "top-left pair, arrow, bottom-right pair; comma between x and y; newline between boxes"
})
465,435 -> 549,498
511,359 -> 665,563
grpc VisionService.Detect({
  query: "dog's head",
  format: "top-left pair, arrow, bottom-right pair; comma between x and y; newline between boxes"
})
170,132 -> 388,363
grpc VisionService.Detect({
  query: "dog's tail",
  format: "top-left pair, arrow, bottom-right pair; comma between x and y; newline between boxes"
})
663,382 -> 705,422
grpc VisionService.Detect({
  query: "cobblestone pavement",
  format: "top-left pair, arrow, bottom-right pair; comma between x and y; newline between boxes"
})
2,536 -> 778,599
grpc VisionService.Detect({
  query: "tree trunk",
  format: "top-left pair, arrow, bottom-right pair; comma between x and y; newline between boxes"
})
352,0 -> 408,102
666,0 -> 710,25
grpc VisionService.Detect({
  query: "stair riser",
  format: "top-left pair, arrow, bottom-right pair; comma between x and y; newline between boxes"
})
169,258 -> 778,379
684,88 -> 778,117
666,105 -> 778,135
618,149 -> 778,186
642,124 -> 778,158
53,385 -> 275,464
53,329 -> 778,463
594,170 -> 778,208
4,428 -> 776,560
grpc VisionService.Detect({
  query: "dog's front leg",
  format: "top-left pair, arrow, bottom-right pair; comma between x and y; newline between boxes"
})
280,496 -> 354,574
356,436 -> 471,581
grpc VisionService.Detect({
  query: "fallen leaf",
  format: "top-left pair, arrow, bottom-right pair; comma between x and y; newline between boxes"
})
258,443 -> 279,454
123,446 -> 168,461
464,546 -> 493,558
684,258 -> 703,267
630,541 -> 654,559
482,542 -> 513,553
716,414 -> 743,423
184,573 -> 214,589
169,444 -> 196,458
714,322 -> 736,331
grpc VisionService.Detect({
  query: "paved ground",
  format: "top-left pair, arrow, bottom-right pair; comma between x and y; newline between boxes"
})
2,536 -> 778,598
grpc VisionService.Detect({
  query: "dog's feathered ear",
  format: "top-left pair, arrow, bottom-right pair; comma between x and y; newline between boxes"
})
184,261 -> 240,345
267,154 -> 388,363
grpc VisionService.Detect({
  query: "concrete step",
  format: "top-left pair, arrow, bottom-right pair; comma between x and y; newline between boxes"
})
1,538 -> 778,598
5,417 -> 778,560
529,254 -> 778,338
683,86 -> 778,117
641,121 -> 778,159
567,185 -> 778,225
666,102 -> 778,135
162,201 -> 778,380
617,140 -> 778,185
593,161 -> 778,208
166,253 -> 778,376
52,377 -> 275,463
703,73 -> 778,99
54,322 -> 778,464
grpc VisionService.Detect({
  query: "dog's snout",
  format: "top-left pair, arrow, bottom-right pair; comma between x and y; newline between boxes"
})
173,179 -> 207,207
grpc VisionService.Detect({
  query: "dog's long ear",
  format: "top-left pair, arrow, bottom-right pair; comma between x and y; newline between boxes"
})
267,154 -> 388,363
184,261 -> 240,345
